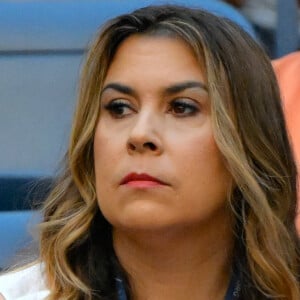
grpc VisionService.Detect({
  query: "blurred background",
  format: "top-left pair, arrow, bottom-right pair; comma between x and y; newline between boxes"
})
0,0 -> 299,270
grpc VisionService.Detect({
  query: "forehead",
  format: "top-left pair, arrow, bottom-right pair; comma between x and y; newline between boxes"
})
103,35 -> 207,87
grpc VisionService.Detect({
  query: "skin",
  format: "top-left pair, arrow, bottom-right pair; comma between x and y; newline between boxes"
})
94,35 -> 234,299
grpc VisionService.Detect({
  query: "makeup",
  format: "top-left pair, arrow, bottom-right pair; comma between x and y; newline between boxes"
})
120,173 -> 168,188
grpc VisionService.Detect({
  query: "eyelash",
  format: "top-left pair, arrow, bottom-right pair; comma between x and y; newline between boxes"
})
168,99 -> 199,117
103,100 -> 134,119
103,98 -> 200,118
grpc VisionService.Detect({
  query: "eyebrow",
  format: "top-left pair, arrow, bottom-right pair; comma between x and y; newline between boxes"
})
100,81 -> 207,97
164,81 -> 207,95
101,83 -> 136,97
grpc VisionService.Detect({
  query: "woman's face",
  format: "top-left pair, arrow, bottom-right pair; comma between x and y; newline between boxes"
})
94,35 -> 232,232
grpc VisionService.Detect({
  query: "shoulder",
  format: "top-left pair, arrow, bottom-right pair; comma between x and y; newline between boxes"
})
0,263 -> 50,300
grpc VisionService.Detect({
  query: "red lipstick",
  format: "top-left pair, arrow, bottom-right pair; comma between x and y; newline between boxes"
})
120,173 -> 167,188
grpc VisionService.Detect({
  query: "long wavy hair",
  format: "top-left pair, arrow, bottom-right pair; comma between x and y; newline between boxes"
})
39,5 -> 300,300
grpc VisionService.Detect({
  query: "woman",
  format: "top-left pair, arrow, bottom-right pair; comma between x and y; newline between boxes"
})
0,4 -> 299,300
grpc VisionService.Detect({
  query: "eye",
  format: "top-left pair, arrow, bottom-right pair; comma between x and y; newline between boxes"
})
168,98 -> 200,117
103,99 -> 134,118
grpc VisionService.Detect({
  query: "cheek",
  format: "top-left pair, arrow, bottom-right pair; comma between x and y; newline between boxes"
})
94,122 -> 122,174
94,125 -> 118,217
94,125 -> 119,211
174,131 -> 231,206
171,128 -> 224,174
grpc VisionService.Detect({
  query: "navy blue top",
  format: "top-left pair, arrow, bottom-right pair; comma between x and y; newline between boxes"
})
116,274 -> 241,300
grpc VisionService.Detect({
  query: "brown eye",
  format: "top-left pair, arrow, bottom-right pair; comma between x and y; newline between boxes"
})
104,100 -> 134,118
169,99 -> 199,117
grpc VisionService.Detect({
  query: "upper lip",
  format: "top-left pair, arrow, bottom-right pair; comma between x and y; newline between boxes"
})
120,172 -> 168,185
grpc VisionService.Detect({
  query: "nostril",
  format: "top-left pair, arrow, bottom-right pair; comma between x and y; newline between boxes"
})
128,143 -> 136,151
144,142 -> 157,151
127,140 -> 159,153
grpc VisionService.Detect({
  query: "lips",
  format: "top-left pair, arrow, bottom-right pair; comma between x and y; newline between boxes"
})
120,172 -> 167,186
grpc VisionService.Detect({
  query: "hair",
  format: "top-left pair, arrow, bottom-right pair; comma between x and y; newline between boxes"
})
38,5 -> 300,300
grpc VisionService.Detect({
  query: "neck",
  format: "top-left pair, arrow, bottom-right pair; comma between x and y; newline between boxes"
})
113,213 -> 234,300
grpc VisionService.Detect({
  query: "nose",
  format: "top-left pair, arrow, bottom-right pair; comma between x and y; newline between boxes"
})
126,111 -> 163,156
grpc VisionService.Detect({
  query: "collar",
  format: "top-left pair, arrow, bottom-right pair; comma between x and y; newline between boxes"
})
225,272 -> 241,300
116,277 -> 127,300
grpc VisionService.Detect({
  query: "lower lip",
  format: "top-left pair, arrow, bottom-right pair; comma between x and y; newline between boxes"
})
123,180 -> 165,188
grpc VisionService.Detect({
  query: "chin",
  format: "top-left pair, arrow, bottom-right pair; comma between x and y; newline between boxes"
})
104,207 -> 179,233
